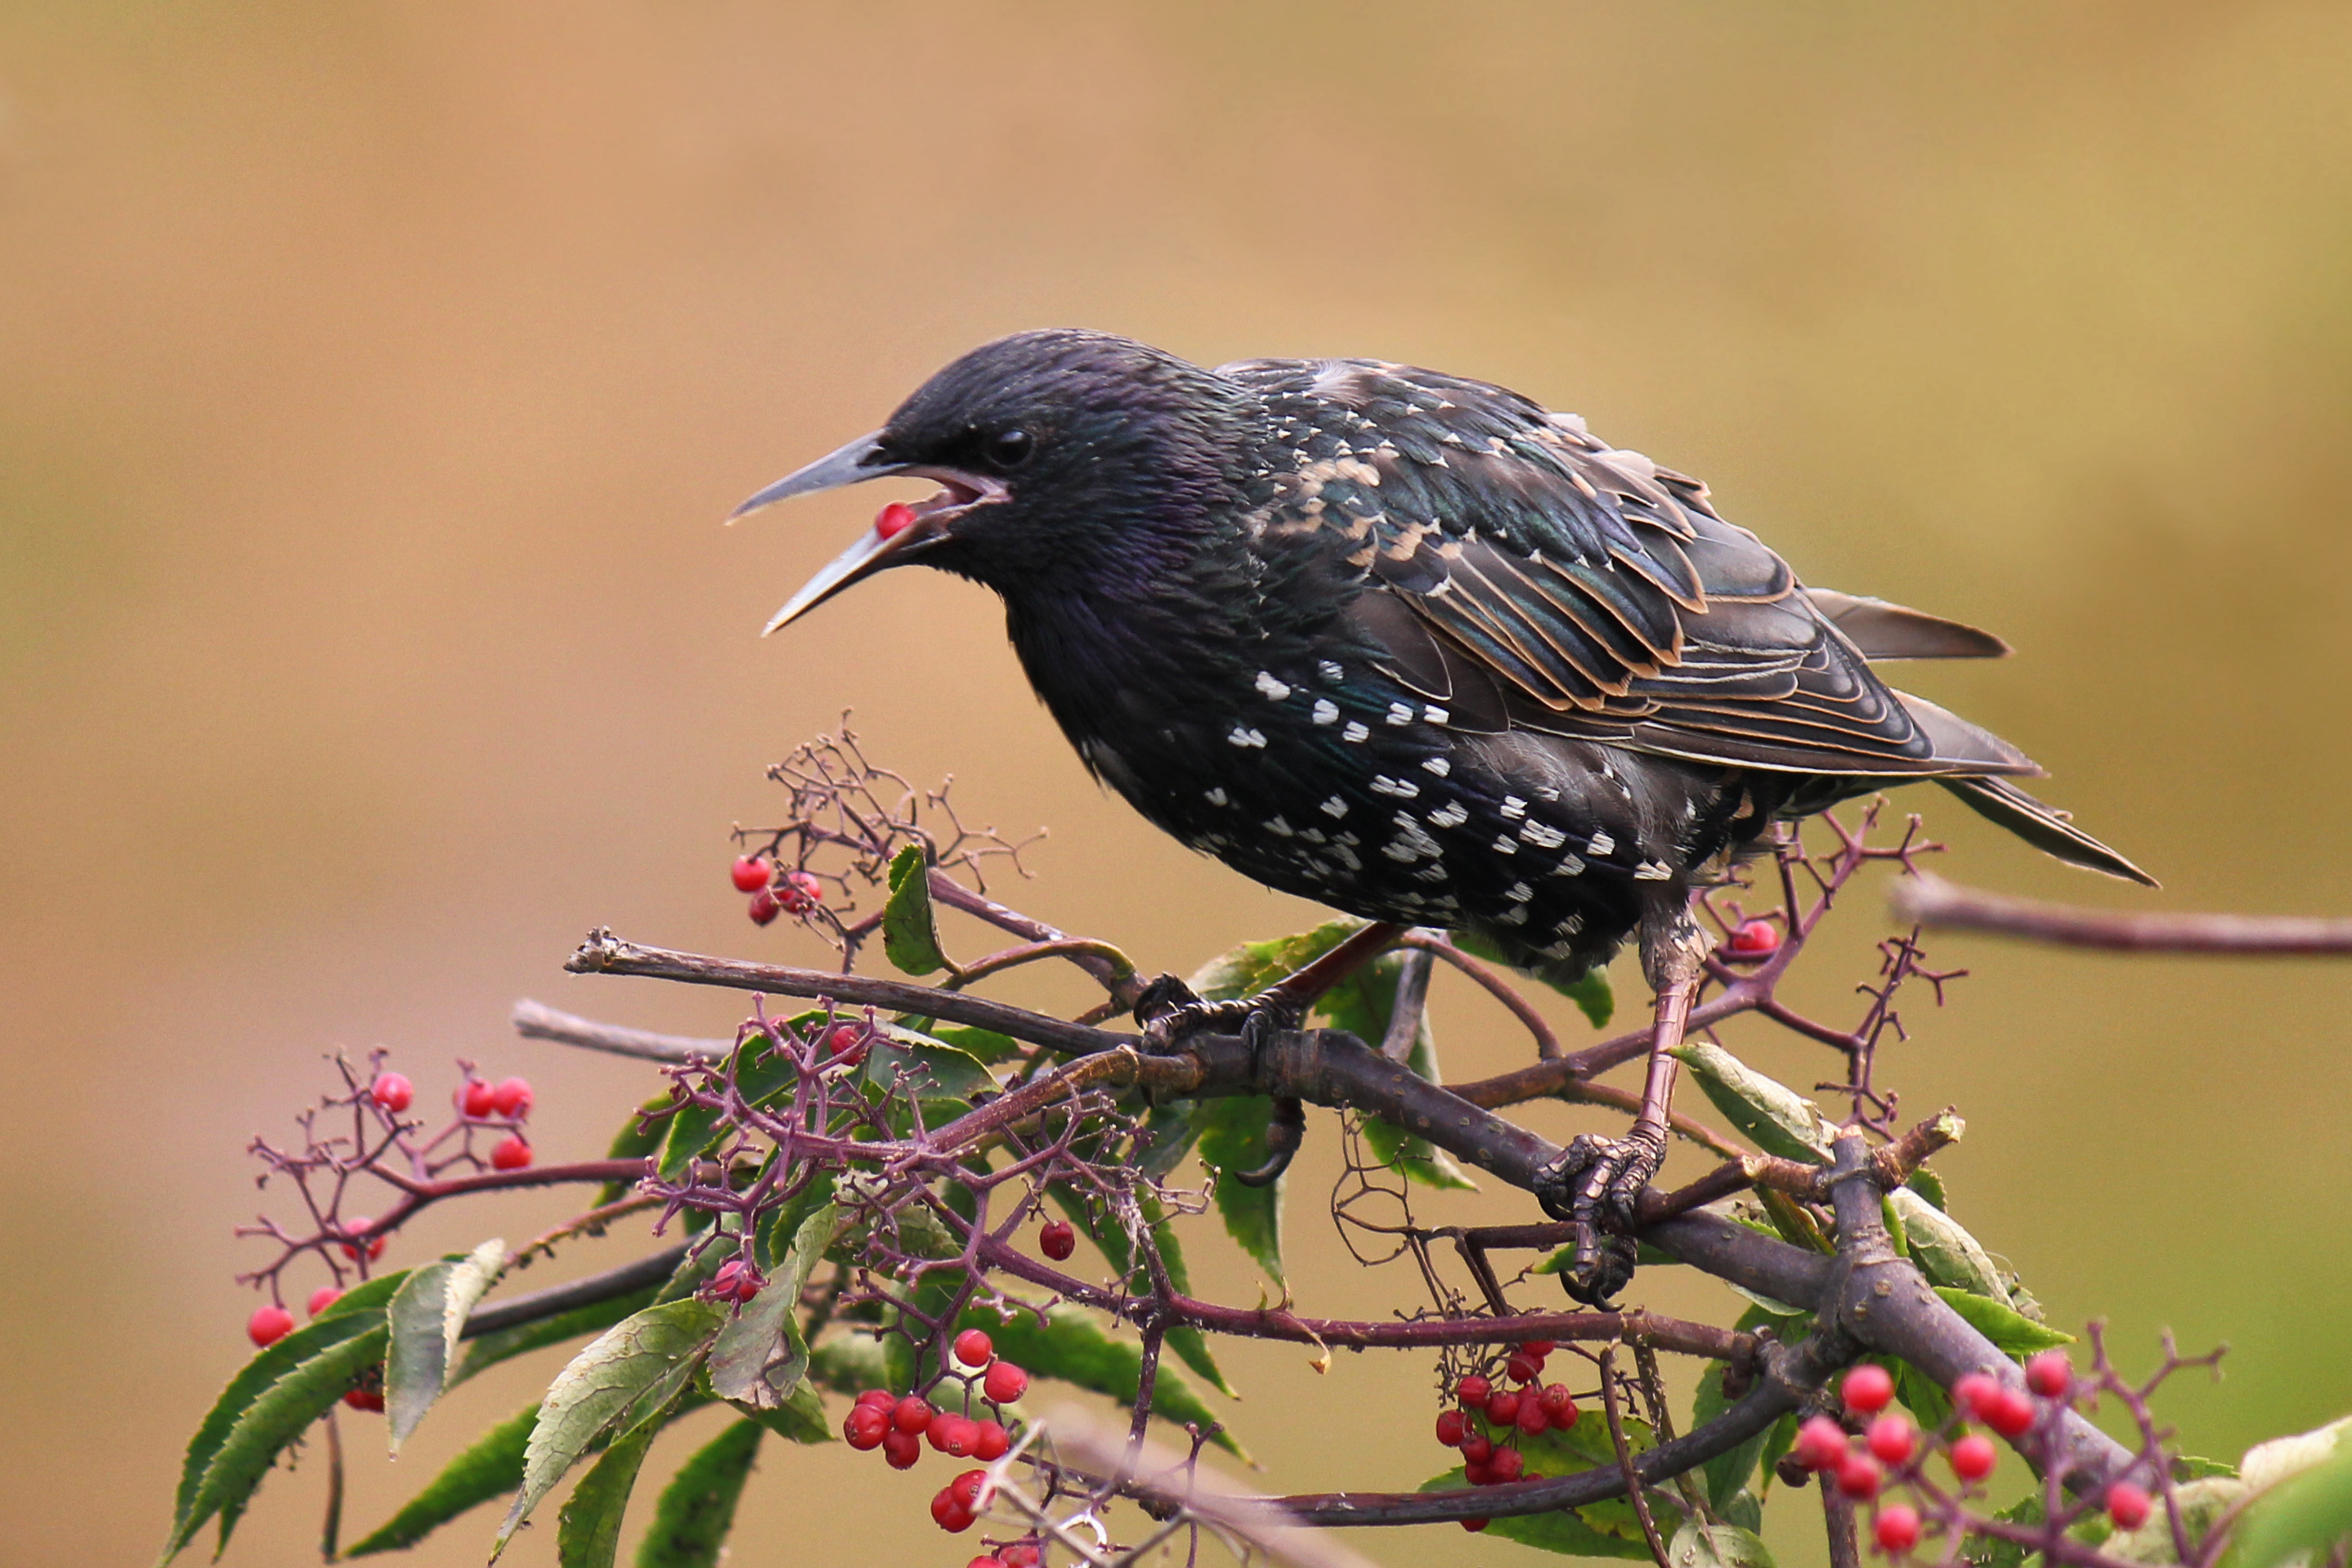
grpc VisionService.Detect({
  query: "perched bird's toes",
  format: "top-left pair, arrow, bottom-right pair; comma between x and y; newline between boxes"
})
1534,1131 -> 1663,1306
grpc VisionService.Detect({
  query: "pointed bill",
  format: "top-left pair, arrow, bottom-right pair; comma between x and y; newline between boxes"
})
727,429 -> 899,522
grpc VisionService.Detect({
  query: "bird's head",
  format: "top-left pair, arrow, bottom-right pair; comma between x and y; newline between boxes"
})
733,329 -> 1254,634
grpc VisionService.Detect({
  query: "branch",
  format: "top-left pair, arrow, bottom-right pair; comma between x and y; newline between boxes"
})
513,998 -> 725,1063
461,1245 -> 688,1338
1892,873 -> 2352,956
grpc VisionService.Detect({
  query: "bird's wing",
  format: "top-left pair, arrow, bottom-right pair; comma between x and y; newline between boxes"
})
1224,357 -> 2035,778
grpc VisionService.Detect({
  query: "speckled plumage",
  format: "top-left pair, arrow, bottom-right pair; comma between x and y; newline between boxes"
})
746,329 -> 2149,990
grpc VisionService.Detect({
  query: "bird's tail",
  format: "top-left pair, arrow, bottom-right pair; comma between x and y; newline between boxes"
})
1934,776 -> 2157,888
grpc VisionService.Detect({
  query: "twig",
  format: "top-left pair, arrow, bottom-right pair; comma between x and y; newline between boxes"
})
1393,931 -> 1559,1060
1892,873 -> 2352,955
461,1245 -> 688,1338
1600,1344 -> 1673,1568
512,998 -> 725,1063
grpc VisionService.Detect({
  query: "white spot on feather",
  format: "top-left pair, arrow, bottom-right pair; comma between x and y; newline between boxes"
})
1227,726 -> 1266,749
1312,699 -> 1339,725
1255,671 -> 1292,701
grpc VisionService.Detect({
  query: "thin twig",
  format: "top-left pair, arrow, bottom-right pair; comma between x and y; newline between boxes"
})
1893,873 -> 2352,955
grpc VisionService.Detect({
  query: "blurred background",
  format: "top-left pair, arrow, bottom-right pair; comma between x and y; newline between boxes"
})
4,4 -> 2349,1565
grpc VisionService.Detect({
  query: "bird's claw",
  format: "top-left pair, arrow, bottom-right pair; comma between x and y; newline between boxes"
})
1534,1128 -> 1666,1306
1134,975 -> 1301,1064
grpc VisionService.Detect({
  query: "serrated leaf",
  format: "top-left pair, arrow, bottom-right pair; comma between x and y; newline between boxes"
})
726,1381 -> 831,1444
454,1286 -> 661,1388
966,1301 -> 1243,1458
882,844 -> 951,975
1188,919 -> 1362,1001
1674,1042 -> 1835,1162
388,1239 -> 508,1453
860,1026 -> 992,1105
1931,1287 -> 2073,1354
555,1403 -> 668,1568
634,1418 -> 763,1568
1888,1188 -> 2009,1301
1668,1521 -> 1777,1568
917,1022 -> 1025,1064
1418,1463 -> 1661,1557
1051,1186 -> 1236,1400
1189,1094 -> 1284,1285
1906,1163 -> 1948,1210
159,1270 -> 408,1564
346,1404 -> 537,1556
495,1299 -> 727,1558
709,1203 -> 839,1408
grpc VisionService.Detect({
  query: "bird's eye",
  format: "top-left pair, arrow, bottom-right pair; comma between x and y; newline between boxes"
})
985,428 -> 1034,471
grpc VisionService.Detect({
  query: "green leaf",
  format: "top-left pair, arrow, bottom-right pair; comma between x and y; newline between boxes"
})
1667,1521 -> 1777,1568
1189,1095 -> 1284,1285
1906,1163 -> 1948,1211
1418,1464 -> 1662,1557
598,1096 -> 671,1204
2224,1419 -> 2352,1568
159,1270 -> 408,1564
965,1301 -> 1243,1459
726,1381 -> 832,1445
1449,930 -> 1615,1025
709,1203 -> 840,1408
1188,919 -> 1363,1001
1319,952 -> 1476,1191
808,1333 -> 892,1398
1931,1287 -> 2073,1355
1892,1357 -> 1955,1428
918,1022 -> 1025,1064
1051,1187 -> 1236,1400
1673,1042 -> 1835,1162
387,1239 -> 508,1453
659,1029 -> 805,1181
555,1404 -> 668,1568
634,1418 -> 764,1568
454,1286 -> 661,1388
1756,1413 -> 1799,1496
1694,1364 -> 1767,1511
180,1327 -> 391,1562
1888,1189 -> 2009,1302
495,1299 -> 728,1558
882,844 -> 951,975
860,1026 -> 993,1105
346,1404 -> 537,1557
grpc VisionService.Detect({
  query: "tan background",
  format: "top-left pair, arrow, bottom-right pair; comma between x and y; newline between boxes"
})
4,5 -> 2349,1565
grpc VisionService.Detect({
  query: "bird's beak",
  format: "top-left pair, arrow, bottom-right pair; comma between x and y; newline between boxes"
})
728,429 -> 1005,635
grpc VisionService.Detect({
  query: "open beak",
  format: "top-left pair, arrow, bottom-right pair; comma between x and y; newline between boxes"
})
728,429 -> 1006,634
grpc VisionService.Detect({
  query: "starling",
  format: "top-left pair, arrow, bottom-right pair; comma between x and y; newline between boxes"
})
732,329 -> 2150,1301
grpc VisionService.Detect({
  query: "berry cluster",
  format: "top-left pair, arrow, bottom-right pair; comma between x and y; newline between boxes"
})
1430,1341 -> 1580,1530
840,1328 -> 1036,1546
1788,1355 -> 2149,1557
732,853 -> 827,927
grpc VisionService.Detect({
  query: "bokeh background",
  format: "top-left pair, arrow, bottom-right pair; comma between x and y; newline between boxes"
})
4,4 -> 2349,1565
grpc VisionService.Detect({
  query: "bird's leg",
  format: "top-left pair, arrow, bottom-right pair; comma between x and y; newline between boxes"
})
1535,908 -> 1709,1306
1134,921 -> 1404,1055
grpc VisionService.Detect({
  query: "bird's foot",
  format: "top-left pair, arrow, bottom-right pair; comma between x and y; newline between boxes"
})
1533,1127 -> 1666,1306
1133,975 -> 1302,1065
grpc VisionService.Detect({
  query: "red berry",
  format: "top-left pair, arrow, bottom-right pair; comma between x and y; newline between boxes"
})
1462,1517 -> 1490,1533
1463,1459 -> 1493,1485
491,1077 -> 533,1117
882,1427 -> 921,1468
1867,1413 -> 1915,1466
338,1220 -> 387,1261
845,1404 -> 889,1449
894,1396 -> 934,1434
970,1421 -> 1010,1462
247,1304 -> 295,1347
983,1360 -> 1029,1404
307,1285 -> 343,1318
1875,1503 -> 1922,1555
955,1328 -> 995,1368
1001,1548 -> 1041,1568
1436,1409 -> 1467,1447
2026,1351 -> 2074,1399
930,1413 -> 974,1455
344,1387 -> 386,1413
1836,1453 -> 1882,1500
1726,918 -> 1782,958
1456,1374 -> 1492,1406
821,1024 -> 869,1068
1506,1351 -> 1543,1385
370,1073 -> 414,1113
1039,1220 -> 1076,1261
1485,1389 -> 1521,1427
1950,1433 -> 1998,1482
968,1559 -> 1008,1568
1516,1397 -> 1548,1436
949,1469 -> 987,1508
1987,1387 -> 2036,1438
1461,1433 -> 1494,1465
1521,1338 -> 1556,1357
461,1079 -> 498,1117
748,889 -> 782,925
857,1387 -> 896,1409
491,1135 -> 533,1171
777,870 -> 825,915
1953,1372 -> 2003,1422
1490,1446 -> 1525,1483
2106,1481 -> 2151,1531
1843,1364 -> 1895,1414
1539,1384 -> 1579,1425
876,500 -> 921,540
1794,1415 -> 1849,1472
731,854 -> 773,893
930,1490 -> 974,1533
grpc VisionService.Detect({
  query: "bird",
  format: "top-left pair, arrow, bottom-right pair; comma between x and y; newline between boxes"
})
729,328 -> 2150,1303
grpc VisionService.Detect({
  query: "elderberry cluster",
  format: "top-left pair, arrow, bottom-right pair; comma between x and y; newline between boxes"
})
1429,1341 -> 1582,1530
